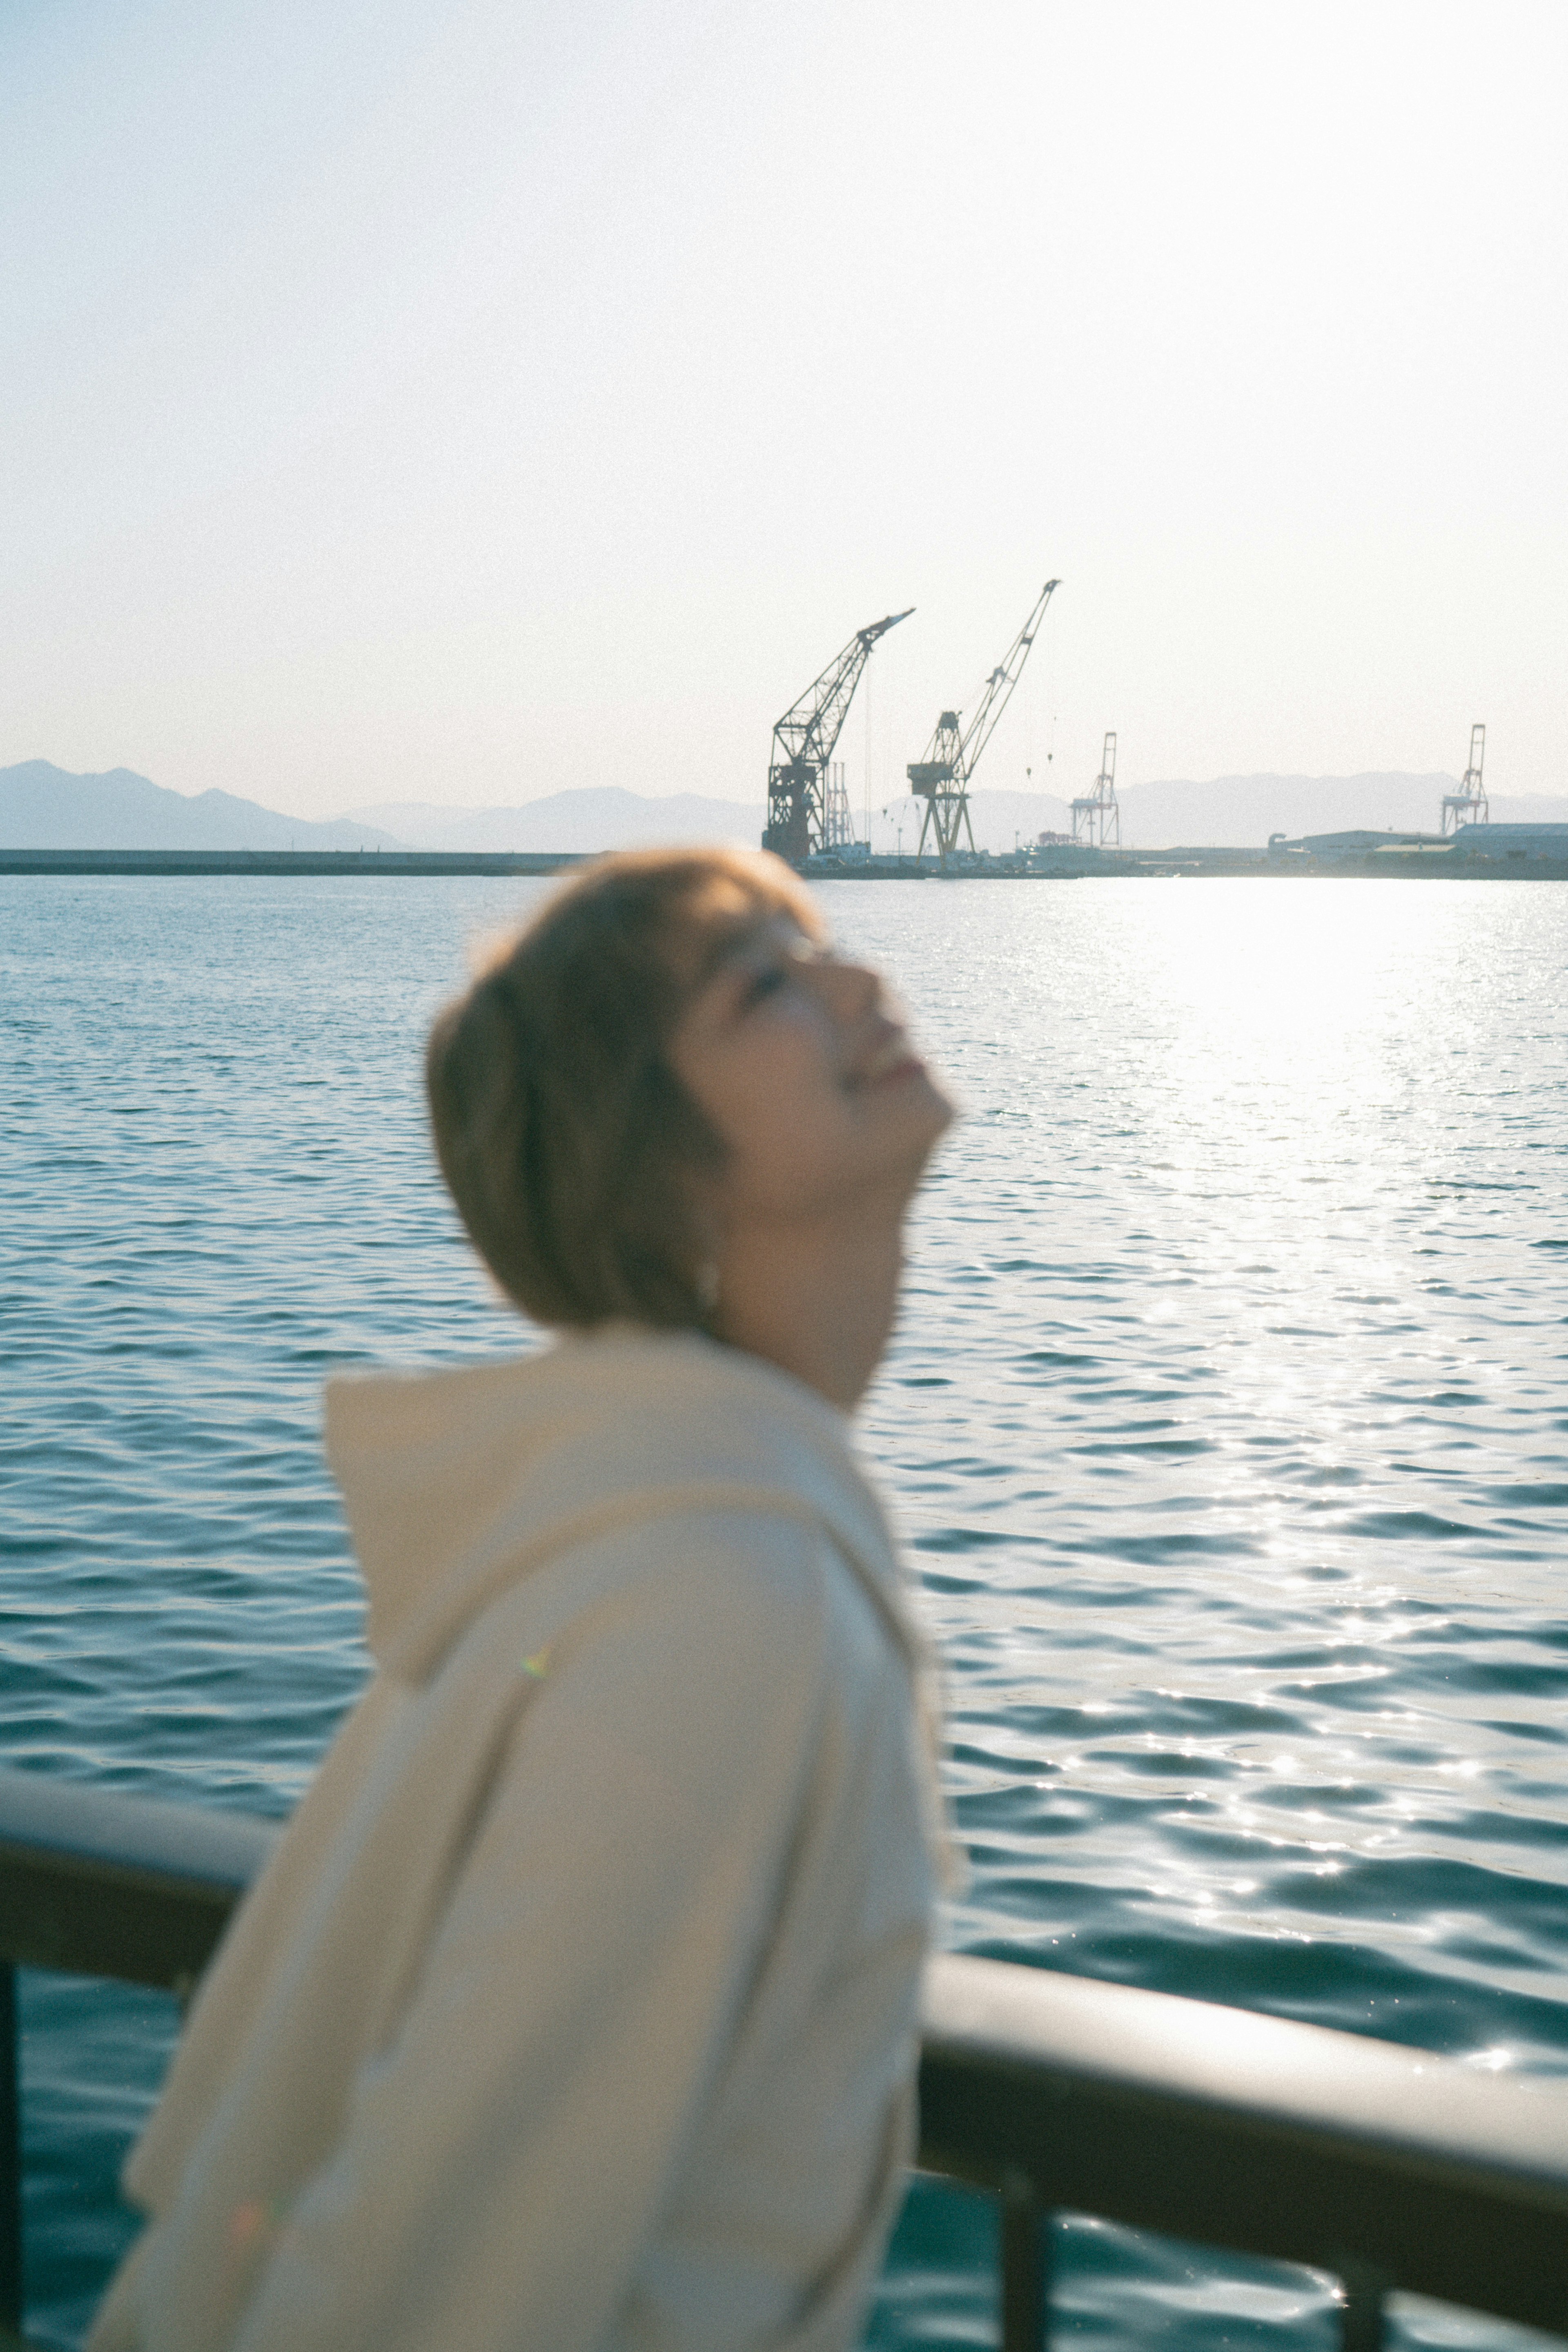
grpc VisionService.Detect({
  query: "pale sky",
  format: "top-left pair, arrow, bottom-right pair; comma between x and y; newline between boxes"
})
3,0 -> 1564,818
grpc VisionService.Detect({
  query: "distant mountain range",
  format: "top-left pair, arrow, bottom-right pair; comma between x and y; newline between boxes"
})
345,788 -> 766,854
0,762 -> 400,851
6,758 -> 1566,854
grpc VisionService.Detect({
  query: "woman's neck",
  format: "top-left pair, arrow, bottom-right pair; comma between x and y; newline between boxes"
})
714,1208 -> 904,1411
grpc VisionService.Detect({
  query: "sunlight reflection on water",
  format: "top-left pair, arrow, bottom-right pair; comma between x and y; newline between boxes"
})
4,874 -> 1567,2350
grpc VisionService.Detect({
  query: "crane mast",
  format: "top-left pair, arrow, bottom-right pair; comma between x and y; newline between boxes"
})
764,609 -> 913,864
907,580 -> 1060,864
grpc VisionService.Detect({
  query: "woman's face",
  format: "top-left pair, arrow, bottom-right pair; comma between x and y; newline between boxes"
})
668,906 -> 954,1234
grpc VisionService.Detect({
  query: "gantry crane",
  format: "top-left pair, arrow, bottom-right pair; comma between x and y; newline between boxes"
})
1440,724 -> 1488,835
764,609 -> 913,864
1072,731 -> 1120,846
906,581 -> 1060,865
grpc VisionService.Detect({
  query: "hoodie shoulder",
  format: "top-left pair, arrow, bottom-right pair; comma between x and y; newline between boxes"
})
324,1331 -> 914,1687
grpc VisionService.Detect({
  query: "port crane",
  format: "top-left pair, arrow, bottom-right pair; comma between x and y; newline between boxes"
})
1440,724 -> 1488,834
906,580 -> 1060,865
764,609 -> 913,864
1072,731 -> 1120,846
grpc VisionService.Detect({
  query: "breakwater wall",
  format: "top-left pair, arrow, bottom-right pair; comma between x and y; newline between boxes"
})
0,849 -> 591,876
5,843 -> 1566,881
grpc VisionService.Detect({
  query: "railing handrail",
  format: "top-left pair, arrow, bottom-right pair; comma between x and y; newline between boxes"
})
918,1952 -> 1568,2339
920,1949 -> 1568,2203
0,1766 -> 275,1897
4,1764 -> 1567,2348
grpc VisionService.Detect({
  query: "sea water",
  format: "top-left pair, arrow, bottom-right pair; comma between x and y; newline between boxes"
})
4,875 -> 1566,2349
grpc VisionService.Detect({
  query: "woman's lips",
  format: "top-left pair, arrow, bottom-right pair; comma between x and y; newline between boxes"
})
849,1034 -> 926,1090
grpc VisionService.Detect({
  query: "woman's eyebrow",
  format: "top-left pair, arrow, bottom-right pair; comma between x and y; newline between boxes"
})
691,925 -> 767,990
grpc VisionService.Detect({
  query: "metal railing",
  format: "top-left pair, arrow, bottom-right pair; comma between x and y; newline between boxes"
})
3,1763 -> 1567,2352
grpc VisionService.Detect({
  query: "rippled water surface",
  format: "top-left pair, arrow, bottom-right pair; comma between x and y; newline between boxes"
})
4,875 -> 1567,2349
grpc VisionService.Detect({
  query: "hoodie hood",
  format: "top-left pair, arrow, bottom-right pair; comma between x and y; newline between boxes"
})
325,1327 -> 918,1687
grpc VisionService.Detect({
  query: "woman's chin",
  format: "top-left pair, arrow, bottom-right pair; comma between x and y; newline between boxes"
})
905,1063 -> 958,1140
874,1068 -> 958,1184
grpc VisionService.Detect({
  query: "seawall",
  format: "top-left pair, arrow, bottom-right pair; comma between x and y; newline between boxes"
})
0,849 -> 591,876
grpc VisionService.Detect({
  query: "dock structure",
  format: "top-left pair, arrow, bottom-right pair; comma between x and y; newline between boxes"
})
802,827 -> 1568,881
1425,822 -> 1568,864
1440,724 -> 1488,834
1071,732 -> 1120,847
7,833 -> 1567,891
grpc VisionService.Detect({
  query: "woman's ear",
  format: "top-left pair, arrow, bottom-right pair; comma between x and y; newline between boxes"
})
679,1176 -> 728,1325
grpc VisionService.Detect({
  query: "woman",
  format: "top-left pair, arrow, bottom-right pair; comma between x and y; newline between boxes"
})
89,846 -> 954,2352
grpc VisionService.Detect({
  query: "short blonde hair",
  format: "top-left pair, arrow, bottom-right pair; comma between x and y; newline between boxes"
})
425,847 -> 820,1329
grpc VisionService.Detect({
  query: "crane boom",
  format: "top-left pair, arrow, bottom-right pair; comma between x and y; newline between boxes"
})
960,579 -> 1060,778
907,580 -> 1060,865
764,608 -> 914,864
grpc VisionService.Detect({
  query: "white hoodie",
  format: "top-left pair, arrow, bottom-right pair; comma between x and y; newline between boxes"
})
88,1328 -> 940,2352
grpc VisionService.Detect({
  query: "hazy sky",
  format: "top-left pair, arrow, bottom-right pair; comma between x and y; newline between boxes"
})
4,0 -> 1564,818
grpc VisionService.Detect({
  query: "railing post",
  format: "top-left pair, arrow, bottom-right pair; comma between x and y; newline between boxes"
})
1000,2171 -> 1049,2352
1337,2258 -> 1389,2352
0,1962 -> 21,2333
